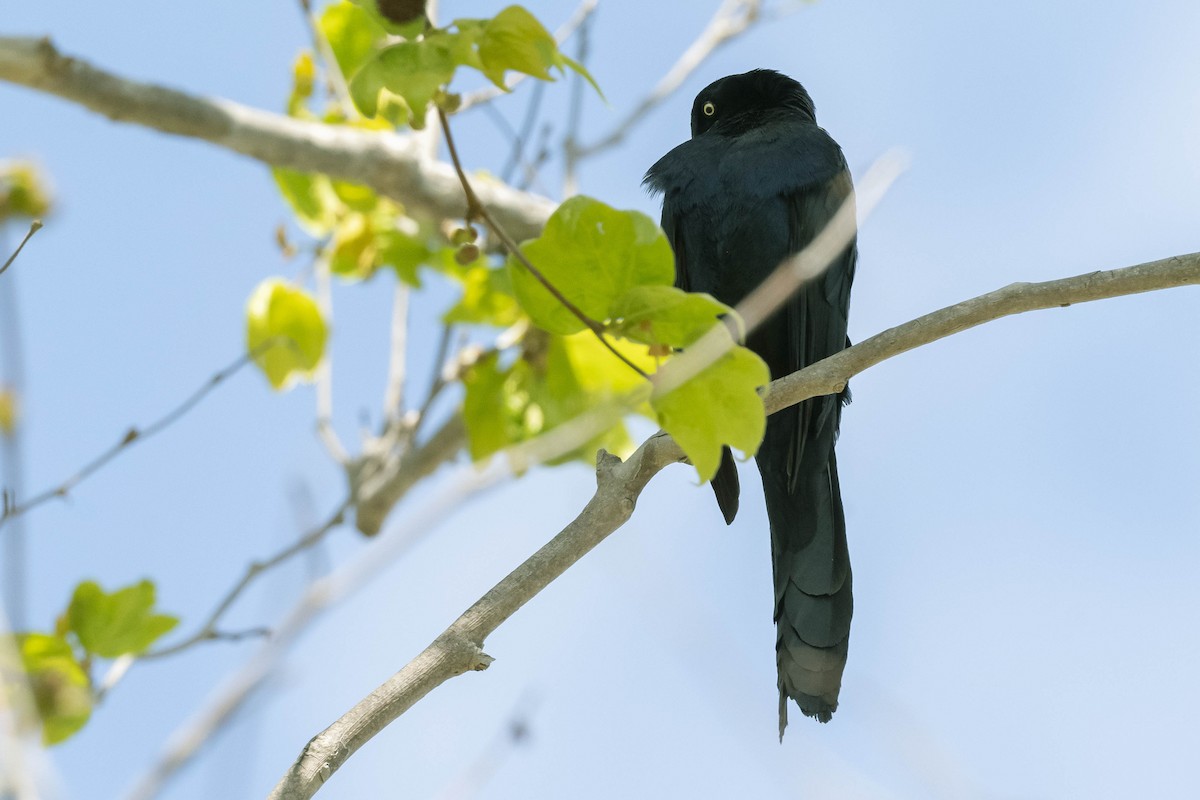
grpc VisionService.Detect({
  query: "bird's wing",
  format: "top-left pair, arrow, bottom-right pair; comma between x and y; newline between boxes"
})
648,139 -> 742,523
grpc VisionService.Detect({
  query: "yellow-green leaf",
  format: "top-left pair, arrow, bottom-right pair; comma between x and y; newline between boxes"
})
288,51 -> 317,116
15,633 -> 92,745
462,331 -> 642,466
443,262 -> 521,326
349,38 -> 456,127
272,168 -> 342,235
321,1 -> 388,79
470,6 -> 601,96
0,161 -> 53,220
67,579 -> 179,659
651,345 -> 770,481
246,279 -> 328,390
0,388 -> 17,435
611,285 -> 736,348
508,196 -> 675,335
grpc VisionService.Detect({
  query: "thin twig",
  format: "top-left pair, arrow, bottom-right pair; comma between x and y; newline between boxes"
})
410,323 -> 454,436
499,80 -> 546,186
437,108 -> 648,379
142,499 -> 350,660
0,344 -> 274,529
572,0 -> 763,160
0,219 -> 41,278
561,7 -> 592,197
314,253 -> 349,464
382,281 -> 410,429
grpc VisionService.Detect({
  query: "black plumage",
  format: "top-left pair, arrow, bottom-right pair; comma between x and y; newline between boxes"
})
644,69 -> 856,736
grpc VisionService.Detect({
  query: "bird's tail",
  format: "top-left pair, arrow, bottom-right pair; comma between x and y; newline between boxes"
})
756,409 -> 852,738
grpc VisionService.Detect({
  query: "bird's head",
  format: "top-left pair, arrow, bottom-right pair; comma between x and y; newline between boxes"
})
689,69 -> 816,137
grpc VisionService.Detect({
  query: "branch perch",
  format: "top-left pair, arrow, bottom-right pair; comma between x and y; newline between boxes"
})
270,251 -> 1200,799
0,37 -> 556,241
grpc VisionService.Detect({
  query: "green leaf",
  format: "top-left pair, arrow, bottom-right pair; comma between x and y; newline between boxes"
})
462,351 -> 523,461
462,331 -> 647,465
378,226 -> 434,286
651,344 -> 770,481
14,633 -> 92,745
0,161 -> 54,220
67,579 -> 179,659
349,38 -> 456,127
321,1 -> 388,79
246,279 -> 329,390
471,6 -> 602,96
611,285 -> 736,348
443,262 -> 521,326
0,388 -> 17,435
272,168 -> 342,235
330,179 -> 382,213
475,5 -> 558,85
508,196 -> 675,335
287,51 -> 317,116
329,212 -> 382,280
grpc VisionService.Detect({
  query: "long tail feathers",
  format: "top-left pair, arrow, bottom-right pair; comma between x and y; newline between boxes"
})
758,420 -> 852,738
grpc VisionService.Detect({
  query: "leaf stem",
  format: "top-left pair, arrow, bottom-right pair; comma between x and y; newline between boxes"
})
436,108 -> 648,379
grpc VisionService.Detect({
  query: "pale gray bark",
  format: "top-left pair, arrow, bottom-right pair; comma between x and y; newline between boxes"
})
0,37 -> 556,241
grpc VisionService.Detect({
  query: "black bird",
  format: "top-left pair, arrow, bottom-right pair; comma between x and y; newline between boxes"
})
644,69 -> 856,735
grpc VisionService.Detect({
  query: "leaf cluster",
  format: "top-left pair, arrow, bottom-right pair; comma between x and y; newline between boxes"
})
8,580 -> 177,744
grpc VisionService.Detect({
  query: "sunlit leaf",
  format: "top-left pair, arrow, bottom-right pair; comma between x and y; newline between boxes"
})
287,51 -> 316,116
349,38 -> 456,127
0,161 -> 53,220
462,351 -> 523,461
0,388 -> 17,435
611,285 -> 736,348
462,330 -> 644,466
651,344 -> 770,481
321,1 -> 388,79
67,579 -> 178,659
443,262 -> 521,326
329,212 -> 379,280
508,196 -> 674,335
246,279 -> 328,390
470,6 -> 601,95
272,168 -> 342,235
14,633 -> 92,745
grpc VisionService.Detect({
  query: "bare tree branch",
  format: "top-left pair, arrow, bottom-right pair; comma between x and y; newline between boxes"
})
268,250 -> 1200,800
351,413 -> 466,536
0,37 -> 557,242
382,281 -> 411,430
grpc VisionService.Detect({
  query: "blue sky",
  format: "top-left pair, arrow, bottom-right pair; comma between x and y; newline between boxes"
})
2,1 -> 1199,798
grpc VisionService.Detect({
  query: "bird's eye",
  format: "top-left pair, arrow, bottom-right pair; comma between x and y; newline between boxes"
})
702,101 -> 716,117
